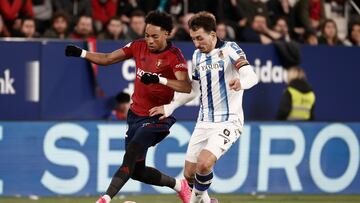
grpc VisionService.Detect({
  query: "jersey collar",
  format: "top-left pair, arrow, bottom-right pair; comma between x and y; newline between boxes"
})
206,38 -> 225,56
215,38 -> 225,49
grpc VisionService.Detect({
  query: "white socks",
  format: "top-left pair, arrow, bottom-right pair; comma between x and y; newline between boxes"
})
190,171 -> 213,203
201,190 -> 211,203
190,189 -> 211,203
173,179 -> 182,192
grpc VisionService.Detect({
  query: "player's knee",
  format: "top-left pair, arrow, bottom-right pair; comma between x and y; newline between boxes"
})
130,162 -> 145,181
122,151 -> 137,165
120,144 -> 144,176
131,169 -> 144,181
119,159 -> 135,176
196,160 -> 213,173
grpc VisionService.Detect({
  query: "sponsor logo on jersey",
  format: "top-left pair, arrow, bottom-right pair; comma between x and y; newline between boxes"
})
198,63 -> 223,72
136,68 -> 162,79
175,63 -> 187,69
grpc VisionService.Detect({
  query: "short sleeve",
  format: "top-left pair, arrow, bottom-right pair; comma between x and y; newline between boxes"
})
228,42 -> 250,69
171,49 -> 188,74
122,41 -> 137,58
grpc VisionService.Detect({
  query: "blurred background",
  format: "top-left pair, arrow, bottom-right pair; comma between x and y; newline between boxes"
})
0,0 -> 360,202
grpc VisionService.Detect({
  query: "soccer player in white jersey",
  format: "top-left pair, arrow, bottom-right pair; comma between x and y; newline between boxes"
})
149,11 -> 258,203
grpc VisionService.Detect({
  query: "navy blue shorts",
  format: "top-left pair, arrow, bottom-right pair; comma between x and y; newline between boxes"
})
125,109 -> 176,160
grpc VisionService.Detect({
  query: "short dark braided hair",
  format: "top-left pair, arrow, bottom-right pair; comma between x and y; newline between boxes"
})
145,10 -> 173,33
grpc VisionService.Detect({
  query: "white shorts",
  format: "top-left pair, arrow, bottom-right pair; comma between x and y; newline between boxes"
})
185,119 -> 243,163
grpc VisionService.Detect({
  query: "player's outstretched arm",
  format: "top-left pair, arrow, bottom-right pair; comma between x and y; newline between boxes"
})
65,44 -> 128,66
149,81 -> 200,119
141,71 -> 192,93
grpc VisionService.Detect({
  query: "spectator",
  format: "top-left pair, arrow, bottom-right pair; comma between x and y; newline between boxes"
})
43,11 -> 70,39
33,0 -> 52,34
267,0 -> 294,27
116,0 -> 140,24
216,0 -> 244,26
242,14 -> 281,44
9,18 -> 23,36
318,19 -> 343,45
174,13 -> 194,41
273,17 -> 292,41
344,21 -> 360,46
216,21 -> 232,41
92,0 -> 118,32
277,66 -> 315,121
304,31 -> 319,45
125,10 -> 145,40
0,15 -> 11,37
53,0 -> 92,27
108,92 -> 131,120
0,0 -> 33,30
173,13 -> 194,41
17,17 -> 39,38
294,0 -> 326,32
216,0 -> 246,41
98,16 -> 125,40
163,0 -> 185,18
70,15 -> 96,40
240,0 -> 269,22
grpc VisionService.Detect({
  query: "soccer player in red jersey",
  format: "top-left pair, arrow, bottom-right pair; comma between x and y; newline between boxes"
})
65,11 -> 192,203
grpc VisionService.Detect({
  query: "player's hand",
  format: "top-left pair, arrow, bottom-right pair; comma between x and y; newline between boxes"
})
229,79 -> 241,91
65,44 -> 83,57
149,106 -> 167,120
141,73 -> 159,85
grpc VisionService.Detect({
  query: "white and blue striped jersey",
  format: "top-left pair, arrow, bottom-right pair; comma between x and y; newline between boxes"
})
192,40 -> 253,124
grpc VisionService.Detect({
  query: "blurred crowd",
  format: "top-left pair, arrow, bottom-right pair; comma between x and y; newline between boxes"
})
0,0 -> 359,46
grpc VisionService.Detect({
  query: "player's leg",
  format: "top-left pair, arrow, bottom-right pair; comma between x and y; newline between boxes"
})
129,116 -> 190,202
131,160 -> 190,202
97,142 -> 147,203
184,160 -> 197,190
131,158 -> 178,188
184,160 -> 214,202
105,142 -> 145,195
185,126 -> 213,203
96,110 -> 146,203
130,158 -> 193,203
190,121 -> 243,203
190,149 -> 217,203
